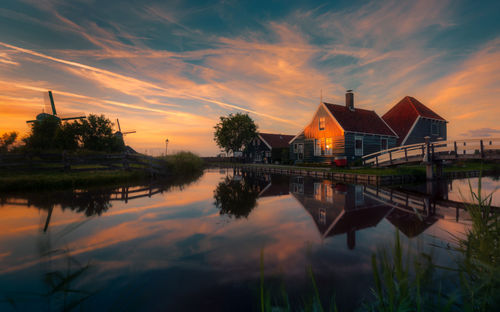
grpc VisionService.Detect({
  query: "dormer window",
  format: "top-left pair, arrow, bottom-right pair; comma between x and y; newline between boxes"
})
319,117 -> 325,130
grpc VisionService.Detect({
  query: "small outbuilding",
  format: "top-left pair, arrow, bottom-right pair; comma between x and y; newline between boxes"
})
382,96 -> 447,146
289,91 -> 398,164
245,133 -> 295,164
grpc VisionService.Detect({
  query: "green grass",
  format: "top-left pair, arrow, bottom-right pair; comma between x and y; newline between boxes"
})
159,151 -> 204,176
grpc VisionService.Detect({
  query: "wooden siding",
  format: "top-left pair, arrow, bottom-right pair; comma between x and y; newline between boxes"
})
304,105 -> 343,139
345,133 -> 397,160
405,118 -> 447,145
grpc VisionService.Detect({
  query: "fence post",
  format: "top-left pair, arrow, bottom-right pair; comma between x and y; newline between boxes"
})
62,150 -> 70,172
389,151 -> 392,164
404,147 -> 408,161
123,152 -> 129,171
454,141 -> 458,158
480,140 -> 484,158
375,155 -> 378,167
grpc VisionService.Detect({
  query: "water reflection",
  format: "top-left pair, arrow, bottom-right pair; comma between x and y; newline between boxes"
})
0,169 -> 497,311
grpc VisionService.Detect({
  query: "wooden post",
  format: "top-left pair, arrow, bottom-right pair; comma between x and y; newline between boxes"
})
480,140 -> 484,158
375,155 -> 378,167
454,141 -> 457,158
404,147 -> 408,161
389,151 -> 392,164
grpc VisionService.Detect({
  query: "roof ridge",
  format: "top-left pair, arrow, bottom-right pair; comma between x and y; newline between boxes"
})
406,96 -> 420,115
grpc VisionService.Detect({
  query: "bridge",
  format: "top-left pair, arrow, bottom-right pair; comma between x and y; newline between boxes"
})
362,138 -> 500,179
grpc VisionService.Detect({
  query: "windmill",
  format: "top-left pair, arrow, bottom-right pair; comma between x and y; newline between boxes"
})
114,118 -> 136,141
26,91 -> 86,123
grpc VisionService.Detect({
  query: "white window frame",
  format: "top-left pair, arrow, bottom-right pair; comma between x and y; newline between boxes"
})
314,139 -> 321,156
354,136 -> 363,156
380,138 -> 388,150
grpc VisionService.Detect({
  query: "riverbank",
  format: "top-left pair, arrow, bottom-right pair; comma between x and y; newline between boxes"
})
0,151 -> 204,191
219,161 -> 499,185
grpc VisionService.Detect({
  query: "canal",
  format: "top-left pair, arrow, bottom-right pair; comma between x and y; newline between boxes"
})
0,169 -> 498,311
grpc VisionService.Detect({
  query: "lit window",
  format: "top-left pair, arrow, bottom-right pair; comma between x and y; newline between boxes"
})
319,117 -> 325,130
326,138 -> 333,155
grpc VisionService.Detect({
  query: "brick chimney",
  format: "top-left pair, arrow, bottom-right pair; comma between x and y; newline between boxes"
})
346,90 -> 354,111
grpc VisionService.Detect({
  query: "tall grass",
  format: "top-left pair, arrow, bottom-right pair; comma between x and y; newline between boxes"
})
161,151 -> 204,176
365,175 -> 500,311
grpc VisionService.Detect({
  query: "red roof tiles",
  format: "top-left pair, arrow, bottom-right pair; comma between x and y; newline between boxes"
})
382,96 -> 446,145
259,133 -> 295,149
324,103 -> 397,137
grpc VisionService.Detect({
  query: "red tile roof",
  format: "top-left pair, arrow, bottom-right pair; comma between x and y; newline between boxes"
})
382,96 -> 446,145
324,103 -> 397,137
259,133 -> 295,149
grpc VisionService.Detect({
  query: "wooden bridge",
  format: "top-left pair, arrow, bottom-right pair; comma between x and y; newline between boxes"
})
362,138 -> 500,179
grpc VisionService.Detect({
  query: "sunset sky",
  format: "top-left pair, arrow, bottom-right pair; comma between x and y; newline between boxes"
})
0,0 -> 499,156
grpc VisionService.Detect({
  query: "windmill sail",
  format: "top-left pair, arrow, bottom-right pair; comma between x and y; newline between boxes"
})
27,91 -> 86,123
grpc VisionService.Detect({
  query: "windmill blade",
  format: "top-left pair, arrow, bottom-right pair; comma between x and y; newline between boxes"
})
122,130 -> 136,135
60,116 -> 86,121
59,112 -> 86,121
116,119 -> 122,132
48,91 -> 57,116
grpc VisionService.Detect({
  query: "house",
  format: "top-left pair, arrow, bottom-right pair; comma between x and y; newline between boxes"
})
245,133 -> 295,164
382,96 -> 447,146
289,91 -> 398,164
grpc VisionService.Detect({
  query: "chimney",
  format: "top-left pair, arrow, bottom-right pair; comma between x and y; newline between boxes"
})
346,90 -> 354,111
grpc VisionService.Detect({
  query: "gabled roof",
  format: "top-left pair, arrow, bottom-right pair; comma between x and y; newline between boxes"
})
259,133 -> 295,149
323,103 -> 397,137
382,96 -> 446,145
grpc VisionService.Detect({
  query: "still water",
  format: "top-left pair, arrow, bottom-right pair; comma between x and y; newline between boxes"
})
0,169 -> 498,311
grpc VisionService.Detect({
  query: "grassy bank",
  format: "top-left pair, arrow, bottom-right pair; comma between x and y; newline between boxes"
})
0,151 -> 205,191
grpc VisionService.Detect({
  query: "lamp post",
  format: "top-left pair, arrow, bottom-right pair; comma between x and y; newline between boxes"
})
165,139 -> 169,156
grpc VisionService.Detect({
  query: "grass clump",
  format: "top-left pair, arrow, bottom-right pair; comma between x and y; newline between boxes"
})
161,151 -> 204,176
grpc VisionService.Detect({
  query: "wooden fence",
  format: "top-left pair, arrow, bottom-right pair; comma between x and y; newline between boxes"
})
0,152 -> 167,175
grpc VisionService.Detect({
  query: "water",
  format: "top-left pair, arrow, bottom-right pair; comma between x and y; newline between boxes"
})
0,169 -> 498,311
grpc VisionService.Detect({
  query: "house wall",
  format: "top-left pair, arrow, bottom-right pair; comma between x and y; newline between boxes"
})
344,133 -> 398,161
290,105 -> 345,164
244,138 -> 271,163
404,118 -> 447,145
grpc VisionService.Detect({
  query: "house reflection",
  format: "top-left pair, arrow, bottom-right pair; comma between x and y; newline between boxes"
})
290,176 -> 390,249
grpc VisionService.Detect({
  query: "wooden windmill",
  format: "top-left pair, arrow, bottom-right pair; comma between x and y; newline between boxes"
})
114,118 -> 136,142
26,91 -> 86,123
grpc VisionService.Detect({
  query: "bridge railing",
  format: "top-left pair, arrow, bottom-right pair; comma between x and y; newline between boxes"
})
362,142 -> 426,166
363,138 -> 500,166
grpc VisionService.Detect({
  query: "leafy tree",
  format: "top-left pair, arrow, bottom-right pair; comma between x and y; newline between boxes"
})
0,131 -> 18,152
213,113 -> 257,155
23,115 -> 61,150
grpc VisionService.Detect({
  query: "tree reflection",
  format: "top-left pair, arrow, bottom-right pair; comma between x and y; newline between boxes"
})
213,175 -> 261,218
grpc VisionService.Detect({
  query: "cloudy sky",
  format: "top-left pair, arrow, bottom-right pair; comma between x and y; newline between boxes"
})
0,0 -> 498,155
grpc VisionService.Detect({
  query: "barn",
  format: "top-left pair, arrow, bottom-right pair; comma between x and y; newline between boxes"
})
382,96 -> 447,146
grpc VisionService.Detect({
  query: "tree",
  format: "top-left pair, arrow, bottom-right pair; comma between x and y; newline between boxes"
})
78,114 -> 124,152
213,113 -> 257,155
0,131 -> 18,152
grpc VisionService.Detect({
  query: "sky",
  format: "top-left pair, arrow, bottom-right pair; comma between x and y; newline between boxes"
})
0,0 -> 499,156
